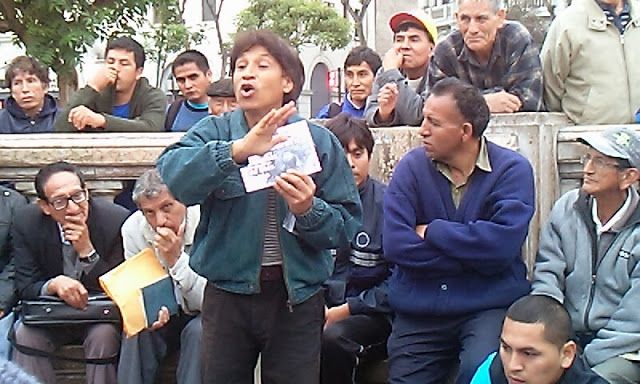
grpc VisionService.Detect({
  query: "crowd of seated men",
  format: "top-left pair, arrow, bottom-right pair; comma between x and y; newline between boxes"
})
0,0 -> 639,381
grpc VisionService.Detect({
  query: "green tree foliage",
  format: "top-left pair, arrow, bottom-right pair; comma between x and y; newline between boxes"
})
0,0 -> 153,103
236,0 -> 351,51
143,0 -> 205,87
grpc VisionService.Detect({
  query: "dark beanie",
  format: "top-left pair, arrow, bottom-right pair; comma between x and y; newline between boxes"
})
207,78 -> 234,98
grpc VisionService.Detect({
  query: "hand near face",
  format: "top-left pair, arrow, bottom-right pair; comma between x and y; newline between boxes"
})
231,101 -> 297,163
88,65 -> 118,93
483,91 -> 522,113
49,275 -> 89,309
324,303 -> 351,330
150,306 -> 171,330
377,83 -> 399,122
382,47 -> 404,71
154,223 -> 185,268
63,212 -> 95,257
273,169 -> 316,216
68,105 -> 107,131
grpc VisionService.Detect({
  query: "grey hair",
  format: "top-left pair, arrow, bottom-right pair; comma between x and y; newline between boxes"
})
457,0 -> 504,12
132,168 -> 168,205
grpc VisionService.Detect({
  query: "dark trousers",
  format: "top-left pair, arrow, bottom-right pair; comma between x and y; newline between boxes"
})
388,308 -> 506,384
12,321 -> 119,384
321,313 -> 391,384
201,281 -> 325,384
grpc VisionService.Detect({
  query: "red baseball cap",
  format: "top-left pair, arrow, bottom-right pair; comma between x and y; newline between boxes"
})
389,11 -> 438,43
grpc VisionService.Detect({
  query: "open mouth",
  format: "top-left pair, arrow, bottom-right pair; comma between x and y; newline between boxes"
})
240,83 -> 256,98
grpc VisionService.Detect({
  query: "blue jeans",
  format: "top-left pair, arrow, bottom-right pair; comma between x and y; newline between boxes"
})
388,308 -> 506,384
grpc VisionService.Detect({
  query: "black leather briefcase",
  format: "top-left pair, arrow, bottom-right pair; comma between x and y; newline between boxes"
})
19,294 -> 120,326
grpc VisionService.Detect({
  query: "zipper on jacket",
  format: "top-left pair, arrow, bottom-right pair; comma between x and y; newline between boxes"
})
582,249 -> 597,330
582,227 -> 624,330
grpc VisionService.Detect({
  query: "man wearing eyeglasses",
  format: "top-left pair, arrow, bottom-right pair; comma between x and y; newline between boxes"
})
11,161 -> 129,384
533,127 -> 640,384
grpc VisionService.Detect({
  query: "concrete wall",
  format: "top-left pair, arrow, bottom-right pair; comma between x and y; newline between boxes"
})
0,112 -> 578,272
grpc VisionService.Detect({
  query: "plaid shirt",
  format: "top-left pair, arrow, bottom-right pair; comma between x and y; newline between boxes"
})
428,21 -> 544,111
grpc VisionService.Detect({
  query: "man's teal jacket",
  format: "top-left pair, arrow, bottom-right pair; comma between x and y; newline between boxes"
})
157,109 -> 362,305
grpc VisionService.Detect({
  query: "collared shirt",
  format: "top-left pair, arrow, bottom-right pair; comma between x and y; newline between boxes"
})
436,137 -> 492,207
592,187 -> 639,235
597,0 -> 632,34
428,21 -> 544,112
40,223 -> 100,295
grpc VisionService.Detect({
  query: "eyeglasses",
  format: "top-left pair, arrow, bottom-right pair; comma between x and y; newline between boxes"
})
48,190 -> 88,211
580,153 -> 624,171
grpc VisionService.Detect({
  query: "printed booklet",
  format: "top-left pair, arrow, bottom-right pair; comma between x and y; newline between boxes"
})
240,120 -> 322,192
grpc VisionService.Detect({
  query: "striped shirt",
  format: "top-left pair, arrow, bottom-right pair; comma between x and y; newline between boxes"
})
597,0 -> 631,34
261,189 -> 283,266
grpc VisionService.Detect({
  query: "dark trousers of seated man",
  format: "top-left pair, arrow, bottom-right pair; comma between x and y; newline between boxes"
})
321,313 -> 391,384
201,273 -> 325,384
12,321 -> 119,384
388,308 -> 506,384
117,312 -> 203,384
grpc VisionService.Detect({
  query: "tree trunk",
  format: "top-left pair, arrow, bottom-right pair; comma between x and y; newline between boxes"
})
54,67 -> 79,107
214,0 -> 228,78
355,19 -> 367,46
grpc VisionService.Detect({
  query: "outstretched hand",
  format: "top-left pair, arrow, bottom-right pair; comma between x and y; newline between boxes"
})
231,102 -> 297,163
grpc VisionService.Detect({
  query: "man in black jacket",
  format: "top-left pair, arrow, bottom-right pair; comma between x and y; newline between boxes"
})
0,185 -> 27,358
12,162 -> 129,384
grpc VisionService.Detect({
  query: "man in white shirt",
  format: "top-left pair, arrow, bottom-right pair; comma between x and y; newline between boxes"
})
117,169 -> 205,384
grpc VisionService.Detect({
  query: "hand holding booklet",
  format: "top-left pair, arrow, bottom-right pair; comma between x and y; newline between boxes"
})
240,120 -> 322,192
99,248 -> 178,337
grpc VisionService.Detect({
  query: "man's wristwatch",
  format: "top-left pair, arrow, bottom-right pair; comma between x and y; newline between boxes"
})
79,249 -> 99,264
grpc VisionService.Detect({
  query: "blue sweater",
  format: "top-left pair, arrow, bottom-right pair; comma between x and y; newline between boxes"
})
315,93 -> 365,119
384,142 -> 534,316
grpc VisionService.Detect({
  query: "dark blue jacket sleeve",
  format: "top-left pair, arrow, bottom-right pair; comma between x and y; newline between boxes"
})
384,153 -> 534,275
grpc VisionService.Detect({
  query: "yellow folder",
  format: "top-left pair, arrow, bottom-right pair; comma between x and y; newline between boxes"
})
99,248 -> 168,337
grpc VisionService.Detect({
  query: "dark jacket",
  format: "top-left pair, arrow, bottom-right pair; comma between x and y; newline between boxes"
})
470,351 -> 607,384
0,187 -> 27,312
325,177 -> 391,316
0,94 -> 58,134
54,77 -> 166,132
13,198 -> 129,300
157,109 -> 362,305
384,142 -> 535,316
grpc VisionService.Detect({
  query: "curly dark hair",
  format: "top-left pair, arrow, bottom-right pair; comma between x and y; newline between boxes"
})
5,56 -> 49,88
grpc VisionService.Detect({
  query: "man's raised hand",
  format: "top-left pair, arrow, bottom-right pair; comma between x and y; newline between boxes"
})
231,102 -> 297,163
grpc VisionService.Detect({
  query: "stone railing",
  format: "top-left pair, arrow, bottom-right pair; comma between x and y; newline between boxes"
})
2,112 -> 616,271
